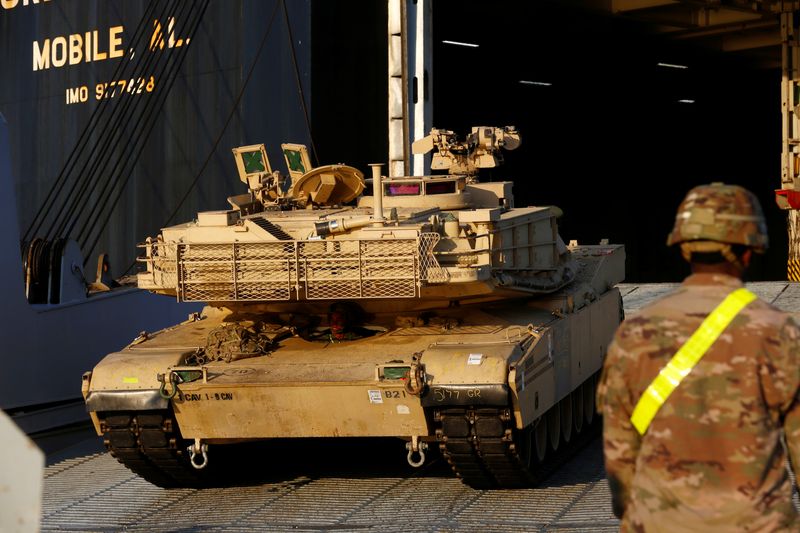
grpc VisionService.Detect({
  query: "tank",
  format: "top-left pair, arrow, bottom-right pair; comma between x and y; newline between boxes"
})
82,126 -> 624,488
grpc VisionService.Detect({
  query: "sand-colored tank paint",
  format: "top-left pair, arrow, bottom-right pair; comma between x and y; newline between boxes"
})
84,127 -> 624,488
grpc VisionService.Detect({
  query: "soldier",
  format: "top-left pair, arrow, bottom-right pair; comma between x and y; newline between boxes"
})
598,183 -> 800,532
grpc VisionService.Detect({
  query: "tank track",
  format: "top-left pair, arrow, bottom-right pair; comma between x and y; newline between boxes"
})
434,381 -> 601,489
100,410 -> 210,488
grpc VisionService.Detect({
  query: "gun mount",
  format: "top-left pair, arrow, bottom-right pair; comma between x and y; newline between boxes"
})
411,126 -> 521,176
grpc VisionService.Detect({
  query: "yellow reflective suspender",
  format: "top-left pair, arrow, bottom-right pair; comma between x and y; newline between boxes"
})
629,287 -> 757,436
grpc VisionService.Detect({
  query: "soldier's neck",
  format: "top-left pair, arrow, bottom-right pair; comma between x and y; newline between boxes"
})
689,262 -> 744,279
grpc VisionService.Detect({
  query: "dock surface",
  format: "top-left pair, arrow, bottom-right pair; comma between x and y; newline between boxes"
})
38,282 -> 800,532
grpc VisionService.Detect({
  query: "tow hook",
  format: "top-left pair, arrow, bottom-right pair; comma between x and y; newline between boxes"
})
157,372 -> 179,399
158,368 -> 206,399
188,439 -> 208,470
406,436 -> 428,467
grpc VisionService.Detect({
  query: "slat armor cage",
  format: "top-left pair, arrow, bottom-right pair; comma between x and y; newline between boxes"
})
139,233 -> 447,302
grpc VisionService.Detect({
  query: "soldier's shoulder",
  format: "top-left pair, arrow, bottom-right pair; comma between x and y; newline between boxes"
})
616,287 -> 693,330
628,285 -> 791,324
722,295 -> 800,357
742,294 -> 797,328
610,299 -> 689,361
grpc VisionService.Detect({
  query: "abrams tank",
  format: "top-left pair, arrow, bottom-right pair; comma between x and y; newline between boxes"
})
82,126 -> 624,489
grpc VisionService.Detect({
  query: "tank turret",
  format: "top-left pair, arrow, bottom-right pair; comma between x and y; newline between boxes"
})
138,127 -> 597,310
83,127 -> 624,489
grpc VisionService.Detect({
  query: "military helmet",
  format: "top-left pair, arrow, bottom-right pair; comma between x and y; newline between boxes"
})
667,183 -> 768,259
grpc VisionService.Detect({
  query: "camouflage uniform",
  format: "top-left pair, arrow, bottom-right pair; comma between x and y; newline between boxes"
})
598,184 -> 800,532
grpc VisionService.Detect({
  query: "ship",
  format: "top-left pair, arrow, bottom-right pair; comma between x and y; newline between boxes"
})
0,0 -> 318,431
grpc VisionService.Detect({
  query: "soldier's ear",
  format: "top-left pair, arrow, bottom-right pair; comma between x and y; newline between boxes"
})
742,249 -> 752,268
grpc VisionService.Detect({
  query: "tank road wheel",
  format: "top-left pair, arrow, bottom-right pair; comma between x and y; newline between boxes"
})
572,386 -> 584,435
515,426 -> 532,468
546,406 -> 561,451
532,417 -> 548,462
560,395 -> 573,444
516,418 -> 547,473
582,378 -> 595,426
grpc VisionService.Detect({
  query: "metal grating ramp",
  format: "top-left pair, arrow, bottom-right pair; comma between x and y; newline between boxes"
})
41,439 -> 619,532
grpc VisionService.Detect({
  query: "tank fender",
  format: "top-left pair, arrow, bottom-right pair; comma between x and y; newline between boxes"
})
419,342 -> 522,407
87,349 -> 192,391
